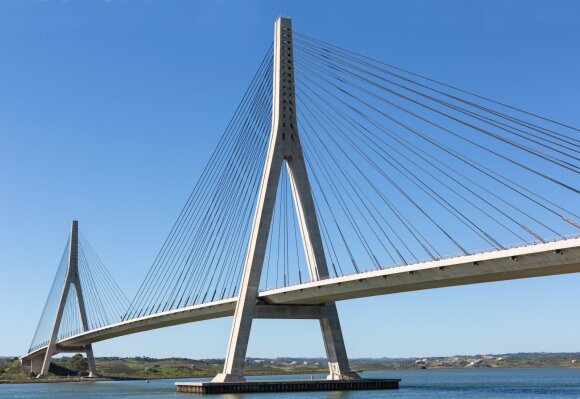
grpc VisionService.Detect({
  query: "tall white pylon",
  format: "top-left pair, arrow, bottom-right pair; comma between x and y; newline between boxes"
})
213,17 -> 360,383
37,220 -> 98,378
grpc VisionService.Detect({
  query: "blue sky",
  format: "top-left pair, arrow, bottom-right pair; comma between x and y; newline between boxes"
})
1,0 -> 579,359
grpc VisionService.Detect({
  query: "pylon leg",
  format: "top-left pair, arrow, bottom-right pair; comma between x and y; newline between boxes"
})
85,345 -> 98,377
37,347 -> 54,378
319,303 -> 360,380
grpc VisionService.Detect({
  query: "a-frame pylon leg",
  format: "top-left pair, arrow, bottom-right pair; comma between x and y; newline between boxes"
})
37,220 -> 98,378
213,17 -> 359,383
287,156 -> 359,380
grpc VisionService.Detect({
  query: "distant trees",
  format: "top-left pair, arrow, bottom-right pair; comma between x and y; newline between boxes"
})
66,354 -> 88,373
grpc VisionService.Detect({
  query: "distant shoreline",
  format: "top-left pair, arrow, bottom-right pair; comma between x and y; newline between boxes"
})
1,366 -> 580,385
2,352 -> 578,384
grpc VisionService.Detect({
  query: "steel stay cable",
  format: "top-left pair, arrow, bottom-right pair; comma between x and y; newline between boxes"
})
138,56 -> 272,316
299,74 -> 569,238
173,67 -> 274,308
194,72 -> 272,298
295,43 -> 580,161
298,91 -> 502,252
81,236 -> 132,312
127,46 -> 273,318
192,109 -> 270,303
295,50 -> 580,172
299,105 -> 384,268
296,69 -> 579,223
150,55 -> 272,312
174,79 -> 272,306
301,84 -> 525,246
79,233 -> 131,317
29,240 -> 70,351
35,243 -> 70,345
78,249 -> 102,330
297,73 -> 573,235
293,32 -> 580,138
160,105 -> 262,309
282,159 -> 320,281
298,135 -> 360,272
299,71 -> 498,252
314,193 -> 345,276
296,58 -> 580,190
80,243 -> 115,328
298,81 -> 463,257
341,114 -> 535,242
179,84 -> 272,304
78,246 -> 108,329
304,84 -> 529,250
294,38 -> 580,151
307,107 -> 494,257
298,105 -> 405,262
297,84 -> 441,259
220,92 -> 273,298
192,68 -> 274,303
298,104 -> 418,264
299,121 -> 399,265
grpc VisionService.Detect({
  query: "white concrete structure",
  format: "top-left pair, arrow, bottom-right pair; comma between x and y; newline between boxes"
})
22,236 -> 580,373
20,17 -> 580,383
34,220 -> 98,378
261,237 -> 580,305
212,17 -> 358,382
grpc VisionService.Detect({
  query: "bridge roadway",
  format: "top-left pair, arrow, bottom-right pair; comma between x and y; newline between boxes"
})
22,237 -> 580,362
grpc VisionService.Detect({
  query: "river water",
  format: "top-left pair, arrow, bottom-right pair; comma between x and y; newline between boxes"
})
1,368 -> 579,398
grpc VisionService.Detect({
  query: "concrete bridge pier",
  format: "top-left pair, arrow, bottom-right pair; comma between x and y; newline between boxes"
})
36,220 -> 98,379
20,356 -> 43,375
213,16 -> 359,383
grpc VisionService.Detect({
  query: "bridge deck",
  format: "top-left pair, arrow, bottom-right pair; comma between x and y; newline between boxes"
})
260,237 -> 580,305
22,237 -> 580,361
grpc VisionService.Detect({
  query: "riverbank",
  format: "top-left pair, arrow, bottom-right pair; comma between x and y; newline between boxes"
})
1,352 -> 578,384
1,368 -> 580,398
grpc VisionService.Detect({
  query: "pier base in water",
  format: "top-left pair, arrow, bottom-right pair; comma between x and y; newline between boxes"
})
175,378 -> 400,394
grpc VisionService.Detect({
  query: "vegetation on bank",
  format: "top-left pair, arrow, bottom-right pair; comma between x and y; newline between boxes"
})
1,352 -> 578,383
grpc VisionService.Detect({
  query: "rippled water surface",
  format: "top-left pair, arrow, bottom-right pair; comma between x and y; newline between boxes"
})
1,368 -> 579,398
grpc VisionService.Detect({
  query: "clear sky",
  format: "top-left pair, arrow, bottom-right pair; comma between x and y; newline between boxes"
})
1,0 -> 579,360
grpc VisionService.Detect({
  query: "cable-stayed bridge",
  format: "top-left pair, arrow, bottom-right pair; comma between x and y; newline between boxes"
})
21,18 -> 580,383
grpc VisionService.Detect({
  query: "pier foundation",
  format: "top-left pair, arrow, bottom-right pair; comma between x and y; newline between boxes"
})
176,378 -> 400,394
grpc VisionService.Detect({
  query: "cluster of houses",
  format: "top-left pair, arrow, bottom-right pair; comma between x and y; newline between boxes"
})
413,355 -> 507,368
248,358 -> 321,366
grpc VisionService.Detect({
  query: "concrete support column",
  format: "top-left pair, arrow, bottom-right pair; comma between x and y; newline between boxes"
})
21,357 -> 44,375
